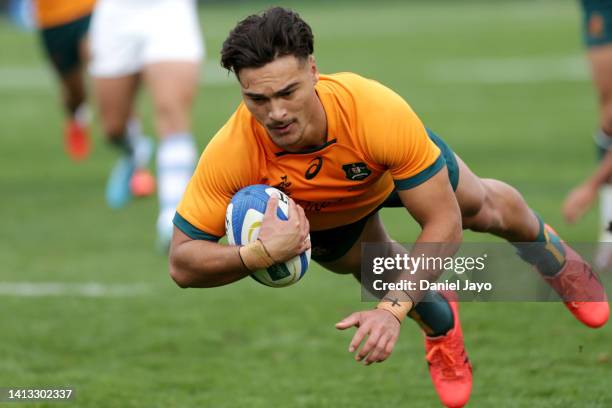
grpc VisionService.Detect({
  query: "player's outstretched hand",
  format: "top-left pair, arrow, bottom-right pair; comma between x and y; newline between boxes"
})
258,195 -> 310,262
335,309 -> 400,365
563,182 -> 597,224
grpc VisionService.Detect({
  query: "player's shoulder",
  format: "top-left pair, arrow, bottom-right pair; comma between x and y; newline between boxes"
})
198,104 -> 265,180
202,103 -> 262,171
320,72 -> 405,107
319,72 -> 379,95
321,71 -> 391,91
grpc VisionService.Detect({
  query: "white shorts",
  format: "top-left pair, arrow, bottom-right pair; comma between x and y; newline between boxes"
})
89,0 -> 204,77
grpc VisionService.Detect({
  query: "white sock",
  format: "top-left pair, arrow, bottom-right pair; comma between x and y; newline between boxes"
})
73,102 -> 90,125
600,184 -> 612,241
156,133 -> 197,237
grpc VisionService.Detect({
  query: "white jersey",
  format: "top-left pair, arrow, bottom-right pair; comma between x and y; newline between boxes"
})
89,0 -> 204,77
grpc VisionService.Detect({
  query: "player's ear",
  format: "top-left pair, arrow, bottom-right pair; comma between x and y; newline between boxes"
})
308,55 -> 319,83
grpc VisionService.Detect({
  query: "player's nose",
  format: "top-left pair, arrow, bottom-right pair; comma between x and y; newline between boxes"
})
268,99 -> 287,122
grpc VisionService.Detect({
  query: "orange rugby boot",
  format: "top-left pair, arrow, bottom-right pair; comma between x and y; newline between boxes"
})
539,234 -> 609,328
425,291 -> 472,408
130,169 -> 156,197
65,120 -> 90,161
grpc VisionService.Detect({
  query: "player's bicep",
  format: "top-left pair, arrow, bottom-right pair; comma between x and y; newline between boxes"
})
172,224 -> 193,247
170,224 -> 220,255
396,168 -> 460,229
173,211 -> 222,242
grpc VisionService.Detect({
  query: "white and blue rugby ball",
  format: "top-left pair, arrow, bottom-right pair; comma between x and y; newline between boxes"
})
225,184 -> 311,287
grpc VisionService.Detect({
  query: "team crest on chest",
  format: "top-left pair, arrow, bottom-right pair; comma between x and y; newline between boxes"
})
342,162 -> 371,181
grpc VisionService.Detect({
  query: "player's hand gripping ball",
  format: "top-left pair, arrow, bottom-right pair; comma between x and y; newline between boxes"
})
225,184 -> 311,287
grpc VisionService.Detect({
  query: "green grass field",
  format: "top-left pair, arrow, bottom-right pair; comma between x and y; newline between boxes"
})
1,1 -> 611,407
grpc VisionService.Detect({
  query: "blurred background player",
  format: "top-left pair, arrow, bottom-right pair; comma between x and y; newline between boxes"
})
563,0 -> 612,269
34,0 -> 94,161
89,0 -> 203,249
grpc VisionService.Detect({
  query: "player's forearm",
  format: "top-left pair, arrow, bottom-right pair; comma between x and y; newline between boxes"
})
585,150 -> 612,188
416,215 -> 463,244
377,217 -> 462,322
169,240 -> 250,288
402,218 -> 462,292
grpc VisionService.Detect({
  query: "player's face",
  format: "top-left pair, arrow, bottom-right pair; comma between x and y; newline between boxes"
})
238,55 -> 324,152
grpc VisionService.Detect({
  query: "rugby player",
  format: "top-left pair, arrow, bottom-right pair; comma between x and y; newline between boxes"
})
89,0 -> 203,249
35,0 -> 95,161
169,8 -> 609,408
563,0 -> 612,270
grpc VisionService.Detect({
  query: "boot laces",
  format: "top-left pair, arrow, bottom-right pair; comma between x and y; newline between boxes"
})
557,262 -> 596,307
426,343 -> 463,380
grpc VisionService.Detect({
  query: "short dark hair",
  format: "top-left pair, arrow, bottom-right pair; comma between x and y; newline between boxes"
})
220,7 -> 314,76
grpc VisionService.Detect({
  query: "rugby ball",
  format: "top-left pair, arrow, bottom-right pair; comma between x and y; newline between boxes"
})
225,184 -> 310,287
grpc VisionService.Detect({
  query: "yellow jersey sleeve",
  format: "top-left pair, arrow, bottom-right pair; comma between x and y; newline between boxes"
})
175,107 -> 259,239
348,75 -> 445,189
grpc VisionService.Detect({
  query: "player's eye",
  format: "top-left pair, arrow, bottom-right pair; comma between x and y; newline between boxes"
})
278,90 -> 295,98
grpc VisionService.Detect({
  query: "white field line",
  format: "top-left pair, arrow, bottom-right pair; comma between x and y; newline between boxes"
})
427,54 -> 590,83
0,60 -> 234,90
0,55 -> 590,90
0,282 -> 151,297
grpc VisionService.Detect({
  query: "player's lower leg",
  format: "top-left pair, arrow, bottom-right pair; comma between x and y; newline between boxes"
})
409,291 -> 472,408
463,178 -> 609,328
64,103 -> 90,161
593,128 -> 612,270
61,69 -> 91,161
155,132 -> 197,250
106,118 -> 154,209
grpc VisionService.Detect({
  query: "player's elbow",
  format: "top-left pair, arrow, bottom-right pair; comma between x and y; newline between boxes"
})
168,251 -> 194,288
422,216 -> 463,244
169,264 -> 192,288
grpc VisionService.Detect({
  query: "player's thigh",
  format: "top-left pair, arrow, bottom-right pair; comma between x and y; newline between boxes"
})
93,75 -> 140,136
78,33 -> 90,64
141,0 -> 202,134
317,213 -> 392,280
452,154 -> 487,219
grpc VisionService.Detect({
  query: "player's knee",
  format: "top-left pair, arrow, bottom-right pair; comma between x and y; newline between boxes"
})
462,181 -> 502,232
459,184 -> 485,219
460,197 -> 483,219
462,209 -> 490,233
154,101 -> 188,134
